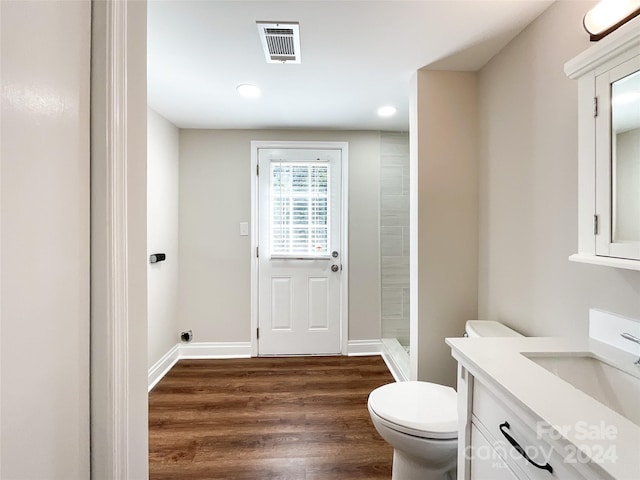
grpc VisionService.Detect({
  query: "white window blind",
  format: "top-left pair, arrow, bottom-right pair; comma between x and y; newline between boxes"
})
270,162 -> 329,256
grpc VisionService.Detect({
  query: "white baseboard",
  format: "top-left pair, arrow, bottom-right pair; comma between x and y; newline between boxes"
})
179,341 -> 253,359
147,344 -> 180,392
149,340 -> 400,391
148,342 -> 252,391
346,339 -> 384,356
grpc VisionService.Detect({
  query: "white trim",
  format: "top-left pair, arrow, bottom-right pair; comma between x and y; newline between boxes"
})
341,143 -> 350,355
147,344 -> 180,392
409,73 -> 419,381
249,145 -> 262,357
380,338 -> 410,382
92,1 -> 149,477
251,145 -> 259,357
250,141 -> 349,356
109,0 -> 130,472
147,342 -> 253,390
346,339 -> 384,356
381,353 -> 408,383
565,19 -> 640,79
179,341 -> 253,359
150,341 -> 402,391
91,1 -> 132,477
569,253 -> 640,271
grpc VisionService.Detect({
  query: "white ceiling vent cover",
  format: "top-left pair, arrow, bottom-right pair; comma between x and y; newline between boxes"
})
256,22 -> 301,64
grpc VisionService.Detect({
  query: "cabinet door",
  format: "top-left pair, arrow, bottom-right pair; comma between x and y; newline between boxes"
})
471,424 -> 520,480
595,54 -> 640,261
472,381 -> 601,480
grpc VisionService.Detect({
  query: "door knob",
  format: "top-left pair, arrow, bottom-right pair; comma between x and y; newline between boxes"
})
331,265 -> 339,272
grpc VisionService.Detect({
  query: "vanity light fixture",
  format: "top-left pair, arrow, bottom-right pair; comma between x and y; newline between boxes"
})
377,105 -> 397,117
236,84 -> 261,98
583,0 -> 640,41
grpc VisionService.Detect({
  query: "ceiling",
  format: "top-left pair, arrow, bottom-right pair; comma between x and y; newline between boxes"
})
148,0 -> 554,131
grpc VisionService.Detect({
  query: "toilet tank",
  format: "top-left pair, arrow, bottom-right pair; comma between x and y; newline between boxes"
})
465,320 -> 523,338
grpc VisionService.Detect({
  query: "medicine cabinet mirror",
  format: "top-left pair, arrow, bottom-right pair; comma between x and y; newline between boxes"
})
595,57 -> 640,261
565,20 -> 640,271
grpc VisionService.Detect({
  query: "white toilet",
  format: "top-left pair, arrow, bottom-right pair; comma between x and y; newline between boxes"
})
368,321 -> 522,480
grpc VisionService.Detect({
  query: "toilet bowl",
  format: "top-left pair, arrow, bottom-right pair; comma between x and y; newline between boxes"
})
368,381 -> 458,479
368,321 -> 522,480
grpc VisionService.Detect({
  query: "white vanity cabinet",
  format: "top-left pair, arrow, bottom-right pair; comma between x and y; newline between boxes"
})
565,19 -> 640,270
456,366 -> 605,480
448,336 -> 640,480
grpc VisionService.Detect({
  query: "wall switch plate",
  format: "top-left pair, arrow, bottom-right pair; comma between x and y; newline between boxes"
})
239,222 -> 249,236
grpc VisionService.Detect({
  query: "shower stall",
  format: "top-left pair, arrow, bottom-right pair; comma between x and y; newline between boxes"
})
379,132 -> 410,379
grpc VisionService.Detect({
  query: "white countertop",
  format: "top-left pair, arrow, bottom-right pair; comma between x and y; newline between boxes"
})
446,336 -> 640,480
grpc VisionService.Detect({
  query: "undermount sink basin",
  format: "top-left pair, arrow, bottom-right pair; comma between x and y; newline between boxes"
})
523,353 -> 640,426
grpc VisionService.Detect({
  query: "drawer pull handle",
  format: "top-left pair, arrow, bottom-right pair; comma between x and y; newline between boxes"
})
499,421 -> 553,474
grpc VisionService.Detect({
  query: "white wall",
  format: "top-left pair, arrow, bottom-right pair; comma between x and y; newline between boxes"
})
147,108 -> 180,367
179,129 -> 381,343
477,0 -> 640,337
0,1 -> 90,477
410,70 -> 479,386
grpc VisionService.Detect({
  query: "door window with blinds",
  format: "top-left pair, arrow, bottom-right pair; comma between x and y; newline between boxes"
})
270,161 -> 330,257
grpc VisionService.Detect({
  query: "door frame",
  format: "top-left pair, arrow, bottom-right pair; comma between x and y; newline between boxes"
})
91,0 -> 149,477
250,141 -> 349,356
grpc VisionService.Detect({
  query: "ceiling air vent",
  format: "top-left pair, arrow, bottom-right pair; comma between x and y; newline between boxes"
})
256,22 -> 301,64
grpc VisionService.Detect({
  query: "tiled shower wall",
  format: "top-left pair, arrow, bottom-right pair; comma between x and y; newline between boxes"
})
380,132 -> 410,346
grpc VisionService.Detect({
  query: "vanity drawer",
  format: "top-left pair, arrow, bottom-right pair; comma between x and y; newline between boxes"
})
472,382 -> 587,480
470,424 -> 520,480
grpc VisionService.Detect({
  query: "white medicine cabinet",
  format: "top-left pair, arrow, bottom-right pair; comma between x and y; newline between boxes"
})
565,19 -> 640,271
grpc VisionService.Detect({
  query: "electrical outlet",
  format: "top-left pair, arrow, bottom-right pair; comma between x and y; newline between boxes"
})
180,330 -> 193,343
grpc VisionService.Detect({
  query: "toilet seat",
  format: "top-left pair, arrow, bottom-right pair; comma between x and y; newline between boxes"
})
368,381 -> 458,440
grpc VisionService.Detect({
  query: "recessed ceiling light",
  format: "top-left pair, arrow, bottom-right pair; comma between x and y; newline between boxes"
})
377,105 -> 397,117
237,84 -> 261,98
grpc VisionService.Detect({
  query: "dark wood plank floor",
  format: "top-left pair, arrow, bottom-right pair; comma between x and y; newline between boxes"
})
149,356 -> 395,480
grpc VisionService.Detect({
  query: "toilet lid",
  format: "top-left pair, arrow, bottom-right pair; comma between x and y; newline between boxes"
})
368,381 -> 458,440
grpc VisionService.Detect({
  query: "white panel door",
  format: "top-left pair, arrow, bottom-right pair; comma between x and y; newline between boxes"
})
258,147 -> 342,355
